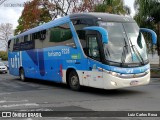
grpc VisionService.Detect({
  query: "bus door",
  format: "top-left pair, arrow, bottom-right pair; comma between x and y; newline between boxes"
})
85,34 -> 104,88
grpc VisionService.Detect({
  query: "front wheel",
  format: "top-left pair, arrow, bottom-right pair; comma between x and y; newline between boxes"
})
19,69 -> 26,82
69,71 -> 80,91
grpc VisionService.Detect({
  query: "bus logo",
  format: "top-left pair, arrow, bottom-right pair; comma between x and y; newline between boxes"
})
10,52 -> 22,68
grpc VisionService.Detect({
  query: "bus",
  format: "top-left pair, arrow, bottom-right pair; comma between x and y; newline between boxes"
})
8,13 -> 157,90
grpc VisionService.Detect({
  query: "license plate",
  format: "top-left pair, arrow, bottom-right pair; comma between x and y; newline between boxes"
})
130,81 -> 139,86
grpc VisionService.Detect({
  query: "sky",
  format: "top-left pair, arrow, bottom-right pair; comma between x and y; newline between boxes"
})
0,0 -> 135,29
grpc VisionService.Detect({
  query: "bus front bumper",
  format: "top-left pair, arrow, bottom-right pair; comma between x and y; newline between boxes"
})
103,71 -> 150,89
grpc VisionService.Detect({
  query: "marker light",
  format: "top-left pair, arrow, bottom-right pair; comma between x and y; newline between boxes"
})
110,72 -> 120,77
103,69 -> 120,77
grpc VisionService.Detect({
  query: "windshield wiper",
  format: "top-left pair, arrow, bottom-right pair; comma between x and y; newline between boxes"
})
128,37 -> 144,65
121,38 -> 128,66
131,45 -> 144,65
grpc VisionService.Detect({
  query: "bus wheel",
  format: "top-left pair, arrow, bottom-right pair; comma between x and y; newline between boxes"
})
69,70 -> 80,91
20,69 -> 26,82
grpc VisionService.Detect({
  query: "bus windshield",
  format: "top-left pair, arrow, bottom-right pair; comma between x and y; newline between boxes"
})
99,22 -> 148,66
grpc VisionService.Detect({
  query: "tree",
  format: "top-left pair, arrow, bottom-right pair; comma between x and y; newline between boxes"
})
49,0 -> 78,19
15,0 -> 131,35
0,51 -> 8,60
94,0 -> 130,15
0,23 -> 13,51
15,0 -> 52,35
134,0 -> 160,65
134,0 -> 160,25
72,0 -> 103,13
15,0 -> 81,34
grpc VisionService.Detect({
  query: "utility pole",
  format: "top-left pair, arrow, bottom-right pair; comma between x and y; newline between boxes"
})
157,22 -> 160,67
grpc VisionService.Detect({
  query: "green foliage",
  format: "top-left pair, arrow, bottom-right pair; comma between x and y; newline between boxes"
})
0,51 -> 8,61
15,0 -> 52,35
134,0 -> 160,55
94,0 -> 130,15
134,0 -> 160,25
15,0 -> 131,35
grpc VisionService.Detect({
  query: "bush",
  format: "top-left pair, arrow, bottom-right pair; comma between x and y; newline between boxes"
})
0,51 -> 8,61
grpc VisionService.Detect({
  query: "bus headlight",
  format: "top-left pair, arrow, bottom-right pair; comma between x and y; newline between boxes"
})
110,72 -> 120,76
103,69 -> 120,77
111,81 -> 117,86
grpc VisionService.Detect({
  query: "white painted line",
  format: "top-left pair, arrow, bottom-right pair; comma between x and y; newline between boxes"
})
19,108 -> 53,111
0,93 -> 11,95
0,100 -> 28,103
0,103 -> 39,108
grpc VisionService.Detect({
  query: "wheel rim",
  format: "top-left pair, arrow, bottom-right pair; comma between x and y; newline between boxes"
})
20,71 -> 24,80
71,76 -> 78,87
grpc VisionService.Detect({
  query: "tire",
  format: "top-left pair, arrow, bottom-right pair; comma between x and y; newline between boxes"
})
19,69 -> 26,82
68,70 -> 80,91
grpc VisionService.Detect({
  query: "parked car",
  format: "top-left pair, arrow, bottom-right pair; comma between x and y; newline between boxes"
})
2,61 -> 9,70
0,62 -> 7,73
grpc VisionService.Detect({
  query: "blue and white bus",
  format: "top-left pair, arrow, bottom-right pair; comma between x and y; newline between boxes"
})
8,13 -> 157,90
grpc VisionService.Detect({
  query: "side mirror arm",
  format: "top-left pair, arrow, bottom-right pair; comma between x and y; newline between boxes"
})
140,28 -> 157,45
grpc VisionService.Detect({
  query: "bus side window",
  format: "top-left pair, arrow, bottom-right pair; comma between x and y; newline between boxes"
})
24,35 -> 28,42
13,38 -> 20,51
8,39 -> 14,52
48,23 -> 76,48
40,30 -> 46,40
21,36 -> 24,43
19,35 -> 35,50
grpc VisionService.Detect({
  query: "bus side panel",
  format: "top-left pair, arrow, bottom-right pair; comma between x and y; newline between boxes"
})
8,52 -> 20,76
43,47 -> 67,82
22,50 -> 38,78
43,46 -> 85,83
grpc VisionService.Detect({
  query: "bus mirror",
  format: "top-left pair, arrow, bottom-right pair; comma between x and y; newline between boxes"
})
83,27 -> 108,44
140,28 -> 157,44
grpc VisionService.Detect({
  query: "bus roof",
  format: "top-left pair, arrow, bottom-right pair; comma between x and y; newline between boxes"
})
11,16 -> 70,39
70,12 -> 135,23
11,12 -> 135,40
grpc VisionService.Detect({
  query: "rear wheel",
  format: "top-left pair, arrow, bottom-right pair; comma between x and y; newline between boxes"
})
19,69 -> 26,82
69,70 -> 80,91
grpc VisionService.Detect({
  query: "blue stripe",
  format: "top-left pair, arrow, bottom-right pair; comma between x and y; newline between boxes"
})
103,64 -> 150,74
38,49 -> 45,76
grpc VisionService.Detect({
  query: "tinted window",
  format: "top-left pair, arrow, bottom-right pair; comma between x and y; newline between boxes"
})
33,30 -> 46,49
24,35 -> 28,42
49,23 -> 75,47
20,38 -> 35,50
8,39 -> 14,52
11,35 -> 35,51
13,38 -> 20,51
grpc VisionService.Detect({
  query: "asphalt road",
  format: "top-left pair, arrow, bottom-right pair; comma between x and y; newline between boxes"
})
0,73 -> 160,120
